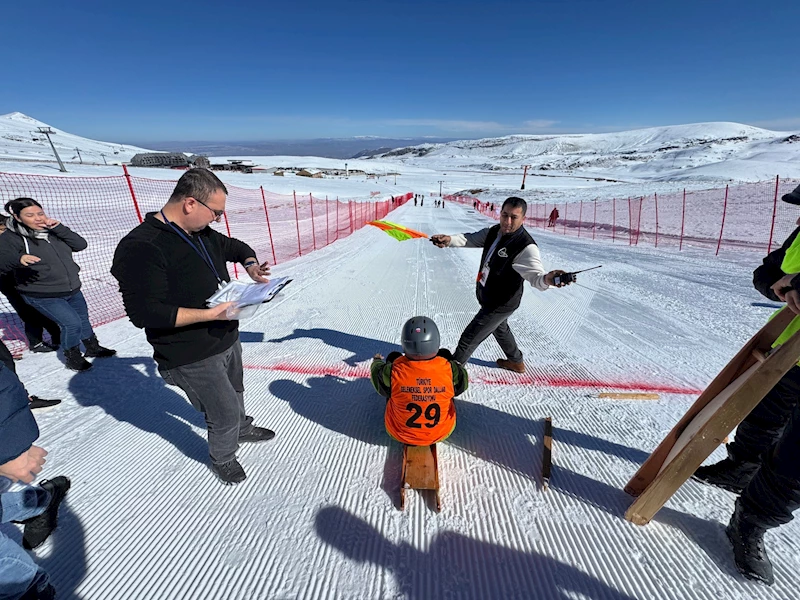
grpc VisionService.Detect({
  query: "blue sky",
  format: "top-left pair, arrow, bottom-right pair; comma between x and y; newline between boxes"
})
2,0 -> 798,142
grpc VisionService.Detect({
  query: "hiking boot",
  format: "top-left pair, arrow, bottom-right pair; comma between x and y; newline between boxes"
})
21,476 -> 71,550
497,358 -> 526,373
28,396 -> 62,410
82,335 -> 116,358
64,347 -> 92,372
210,459 -> 247,485
238,427 -> 276,443
692,458 -> 759,493
726,502 -> 775,585
30,342 -> 56,353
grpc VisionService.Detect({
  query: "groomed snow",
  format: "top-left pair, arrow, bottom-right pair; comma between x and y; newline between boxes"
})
9,200 -> 800,600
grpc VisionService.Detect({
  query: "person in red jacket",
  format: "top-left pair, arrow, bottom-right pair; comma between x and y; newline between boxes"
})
370,316 -> 468,445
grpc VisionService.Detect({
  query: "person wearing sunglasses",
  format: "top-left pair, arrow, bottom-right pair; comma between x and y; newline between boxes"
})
111,168 -> 275,485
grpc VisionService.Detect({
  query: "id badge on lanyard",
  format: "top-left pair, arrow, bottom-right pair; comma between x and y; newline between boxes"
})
478,238 -> 501,287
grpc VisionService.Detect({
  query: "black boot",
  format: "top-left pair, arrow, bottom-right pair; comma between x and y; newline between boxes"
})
692,457 -> 760,493
726,502 -> 775,585
64,346 -> 92,371
82,335 -> 116,358
21,476 -> 72,550
30,341 -> 56,353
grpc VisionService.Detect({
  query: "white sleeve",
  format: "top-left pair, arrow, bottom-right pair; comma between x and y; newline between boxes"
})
512,244 -> 550,291
448,228 -> 491,248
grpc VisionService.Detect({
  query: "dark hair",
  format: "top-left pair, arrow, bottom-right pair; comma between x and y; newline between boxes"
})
502,196 -> 527,216
168,168 -> 228,204
5,197 -> 43,217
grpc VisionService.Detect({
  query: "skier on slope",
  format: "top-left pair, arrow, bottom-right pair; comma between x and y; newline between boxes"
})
692,183 -> 800,586
370,317 -> 468,445
430,197 -> 572,373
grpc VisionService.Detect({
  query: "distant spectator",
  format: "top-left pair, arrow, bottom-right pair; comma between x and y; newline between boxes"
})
547,208 -> 559,227
0,198 -> 116,372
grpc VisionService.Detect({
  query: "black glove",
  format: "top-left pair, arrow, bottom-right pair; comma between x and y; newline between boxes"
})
386,351 -> 403,363
436,348 -> 454,360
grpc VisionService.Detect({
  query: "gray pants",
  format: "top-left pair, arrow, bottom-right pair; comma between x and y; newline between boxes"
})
453,307 -> 523,365
159,339 -> 254,465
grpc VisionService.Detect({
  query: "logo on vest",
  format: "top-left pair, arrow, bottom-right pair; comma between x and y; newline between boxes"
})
498,248 -> 508,258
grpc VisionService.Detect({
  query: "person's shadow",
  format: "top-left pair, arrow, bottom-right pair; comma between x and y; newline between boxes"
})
315,505 -> 638,600
68,356 -> 208,464
268,328 -> 400,367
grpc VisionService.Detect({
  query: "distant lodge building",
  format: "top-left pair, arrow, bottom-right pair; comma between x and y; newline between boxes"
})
130,152 -> 210,169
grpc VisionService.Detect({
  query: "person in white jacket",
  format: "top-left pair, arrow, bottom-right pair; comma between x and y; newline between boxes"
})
431,197 -> 571,372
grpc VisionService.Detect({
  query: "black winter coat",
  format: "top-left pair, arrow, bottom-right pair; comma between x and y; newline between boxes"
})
0,225 -> 87,297
753,226 -> 800,301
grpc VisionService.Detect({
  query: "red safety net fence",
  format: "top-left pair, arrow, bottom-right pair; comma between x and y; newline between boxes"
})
448,176 -> 800,255
0,169 -> 411,354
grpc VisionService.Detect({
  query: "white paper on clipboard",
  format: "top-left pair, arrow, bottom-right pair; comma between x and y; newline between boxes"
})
206,277 -> 293,319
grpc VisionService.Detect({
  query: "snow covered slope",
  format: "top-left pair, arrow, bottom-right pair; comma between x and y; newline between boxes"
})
15,201 -> 800,599
0,112 -> 149,164
377,122 -> 800,184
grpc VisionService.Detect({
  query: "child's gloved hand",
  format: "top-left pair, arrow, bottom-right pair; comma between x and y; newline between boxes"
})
386,351 -> 403,363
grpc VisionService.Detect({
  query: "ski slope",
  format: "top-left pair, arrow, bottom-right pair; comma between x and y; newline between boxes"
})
9,200 -> 800,600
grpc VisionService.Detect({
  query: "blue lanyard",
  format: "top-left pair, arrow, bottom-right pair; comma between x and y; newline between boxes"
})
160,211 -> 223,284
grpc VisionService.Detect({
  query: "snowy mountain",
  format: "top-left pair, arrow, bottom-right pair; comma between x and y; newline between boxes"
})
376,122 -> 800,183
0,112 -> 150,164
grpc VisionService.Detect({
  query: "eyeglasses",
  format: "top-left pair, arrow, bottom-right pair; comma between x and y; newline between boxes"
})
193,197 -> 225,220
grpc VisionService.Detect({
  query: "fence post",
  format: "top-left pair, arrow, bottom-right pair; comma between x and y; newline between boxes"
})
122,165 -> 143,224
716,185 -> 729,256
336,196 -> 339,241
349,201 -> 353,234
636,197 -> 644,245
593,199 -> 597,240
679,188 -> 686,251
222,212 -> 238,278
768,175 -> 780,254
578,200 -> 583,237
612,198 -> 616,243
543,202 -> 547,229
563,203 -> 567,235
628,197 -> 632,245
293,191 -> 302,257
260,186 -> 277,265
654,193 -> 659,248
309,193 -> 317,251
326,195 -> 329,246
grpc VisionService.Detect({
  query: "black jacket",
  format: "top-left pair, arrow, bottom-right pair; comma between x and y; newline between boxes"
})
476,225 -> 537,311
111,213 -> 256,369
0,224 -> 87,297
753,226 -> 800,301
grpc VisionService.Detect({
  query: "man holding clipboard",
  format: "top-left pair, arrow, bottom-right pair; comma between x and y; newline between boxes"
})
112,168 -> 276,485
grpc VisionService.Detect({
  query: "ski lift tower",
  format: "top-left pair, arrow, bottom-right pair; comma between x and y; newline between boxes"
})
37,127 -> 67,172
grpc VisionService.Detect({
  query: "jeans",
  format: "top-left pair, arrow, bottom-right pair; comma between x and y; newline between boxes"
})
0,484 -> 53,600
453,306 -> 523,365
159,339 -> 254,465
21,291 -> 93,351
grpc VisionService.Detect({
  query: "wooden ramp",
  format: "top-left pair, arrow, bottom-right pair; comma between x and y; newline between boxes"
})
400,444 -> 441,511
625,308 -> 800,525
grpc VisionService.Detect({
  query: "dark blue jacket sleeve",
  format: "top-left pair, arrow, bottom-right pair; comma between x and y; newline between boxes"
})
0,364 -> 39,466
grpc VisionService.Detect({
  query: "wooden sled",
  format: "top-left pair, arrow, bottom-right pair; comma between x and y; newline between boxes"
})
624,307 -> 800,525
400,444 -> 441,511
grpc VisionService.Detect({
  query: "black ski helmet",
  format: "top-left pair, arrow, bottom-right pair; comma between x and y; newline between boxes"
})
401,316 -> 440,360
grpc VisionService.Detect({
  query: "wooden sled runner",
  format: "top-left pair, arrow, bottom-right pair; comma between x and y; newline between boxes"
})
400,444 -> 441,511
624,307 -> 800,525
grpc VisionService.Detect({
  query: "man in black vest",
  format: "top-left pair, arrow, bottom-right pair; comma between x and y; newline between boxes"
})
430,197 -> 571,373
